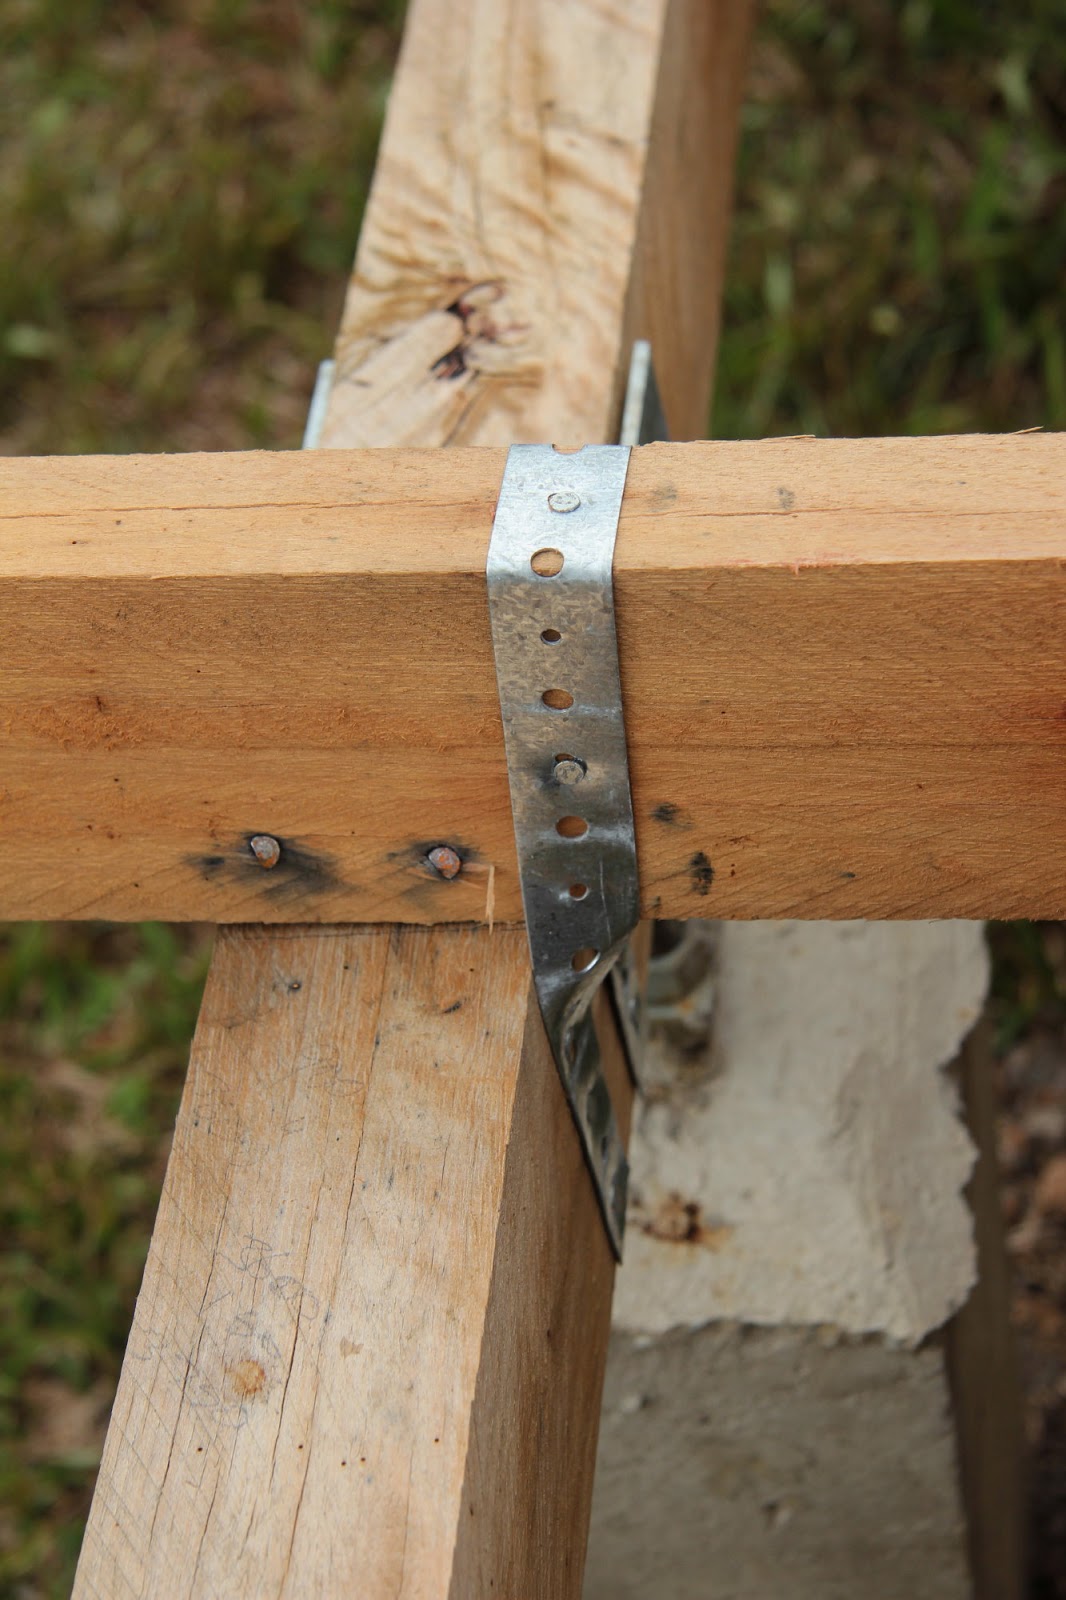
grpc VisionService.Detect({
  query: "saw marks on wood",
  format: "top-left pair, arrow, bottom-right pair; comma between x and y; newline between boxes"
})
2,434 -> 1064,923
75,927 -> 627,1598
77,926 -> 518,1595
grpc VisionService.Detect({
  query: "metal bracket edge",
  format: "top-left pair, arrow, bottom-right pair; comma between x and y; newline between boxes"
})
486,443 -> 639,1259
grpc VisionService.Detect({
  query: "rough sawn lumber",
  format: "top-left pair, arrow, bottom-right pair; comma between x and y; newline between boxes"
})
4,432 -> 1065,925
73,0 -> 755,1594
73,926 -> 632,1598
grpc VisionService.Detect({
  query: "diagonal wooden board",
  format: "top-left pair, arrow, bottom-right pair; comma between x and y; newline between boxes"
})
321,0 -> 753,451
73,1 -> 754,1594
74,926 -> 630,1596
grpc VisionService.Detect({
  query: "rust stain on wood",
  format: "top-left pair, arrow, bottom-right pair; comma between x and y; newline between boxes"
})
227,1360 -> 266,1401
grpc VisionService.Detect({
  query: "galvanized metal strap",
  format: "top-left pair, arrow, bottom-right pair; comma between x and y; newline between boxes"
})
486,443 -> 640,1258
606,338 -> 669,1072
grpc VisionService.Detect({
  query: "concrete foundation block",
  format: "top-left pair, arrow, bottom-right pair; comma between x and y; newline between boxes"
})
585,920 -> 1021,1598
586,1323 -> 971,1600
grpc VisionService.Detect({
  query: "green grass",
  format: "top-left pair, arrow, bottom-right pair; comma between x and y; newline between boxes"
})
1,0 -> 1064,1592
714,0 -> 1066,439
0,0 -> 402,457
989,922 -> 1066,1054
0,925 -> 212,1596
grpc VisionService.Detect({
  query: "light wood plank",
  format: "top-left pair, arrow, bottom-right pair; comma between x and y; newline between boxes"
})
74,925 -> 627,1597
75,0 -> 754,1592
4,433 -> 1065,923
321,0 -> 751,448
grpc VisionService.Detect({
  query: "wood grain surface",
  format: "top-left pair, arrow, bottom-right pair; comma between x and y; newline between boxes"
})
321,0 -> 750,448
5,432 -> 1065,923
73,928 -> 540,1593
74,0 -> 754,1591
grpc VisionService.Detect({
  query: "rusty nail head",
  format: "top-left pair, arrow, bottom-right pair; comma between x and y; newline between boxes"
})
249,834 -> 281,868
428,845 -> 462,880
547,490 -> 581,514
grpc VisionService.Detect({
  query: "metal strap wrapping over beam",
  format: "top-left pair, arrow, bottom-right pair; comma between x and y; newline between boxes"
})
487,444 -> 640,1256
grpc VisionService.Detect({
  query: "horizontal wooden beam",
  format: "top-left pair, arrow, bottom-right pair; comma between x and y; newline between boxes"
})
4,431 -> 1065,922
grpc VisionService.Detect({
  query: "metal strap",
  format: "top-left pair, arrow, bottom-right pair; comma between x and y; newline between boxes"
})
486,443 -> 639,1258
301,359 -> 335,450
605,338 -> 670,1069
619,337 -> 668,448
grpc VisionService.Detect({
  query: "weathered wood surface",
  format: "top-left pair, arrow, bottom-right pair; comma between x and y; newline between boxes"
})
5,433 -> 1065,924
74,0 -> 754,1592
73,926 -> 630,1598
946,1020 -> 1027,1600
322,0 -> 751,448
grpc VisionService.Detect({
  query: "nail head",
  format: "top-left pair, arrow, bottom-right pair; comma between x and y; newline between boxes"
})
428,845 -> 463,880
553,758 -> 586,786
249,834 -> 281,868
547,490 -> 581,514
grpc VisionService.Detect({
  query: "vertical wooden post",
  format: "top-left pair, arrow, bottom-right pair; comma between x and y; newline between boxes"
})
75,2 -> 753,1593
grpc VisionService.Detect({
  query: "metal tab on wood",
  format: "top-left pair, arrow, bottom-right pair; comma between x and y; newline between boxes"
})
619,337 -> 669,449
486,442 -> 640,1257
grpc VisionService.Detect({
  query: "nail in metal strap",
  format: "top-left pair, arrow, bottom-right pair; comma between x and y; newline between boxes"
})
486,443 -> 639,1258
